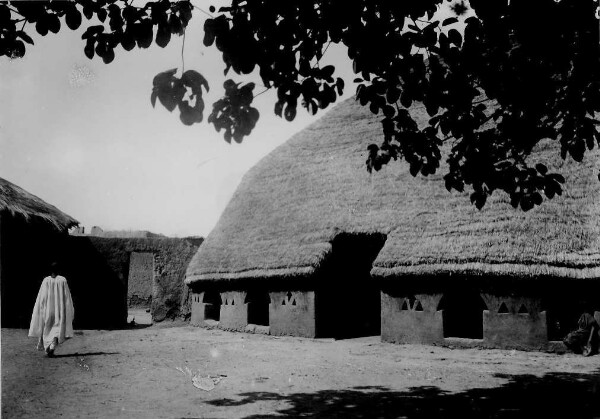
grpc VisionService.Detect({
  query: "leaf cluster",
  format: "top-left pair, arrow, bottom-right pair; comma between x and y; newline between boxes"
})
207,80 -> 260,143
1,1 -> 192,62
151,68 -> 209,125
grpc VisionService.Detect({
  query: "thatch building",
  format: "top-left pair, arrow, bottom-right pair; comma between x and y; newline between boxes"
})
185,99 -> 599,350
1,177 -> 201,328
1,177 -> 79,326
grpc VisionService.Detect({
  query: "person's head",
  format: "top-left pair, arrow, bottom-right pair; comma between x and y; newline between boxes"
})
50,262 -> 59,277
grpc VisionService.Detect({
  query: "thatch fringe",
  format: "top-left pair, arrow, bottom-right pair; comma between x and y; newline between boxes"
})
372,263 -> 600,280
185,266 -> 317,283
0,177 -> 78,232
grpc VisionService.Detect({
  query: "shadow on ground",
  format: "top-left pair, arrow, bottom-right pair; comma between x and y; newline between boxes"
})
204,369 -> 600,418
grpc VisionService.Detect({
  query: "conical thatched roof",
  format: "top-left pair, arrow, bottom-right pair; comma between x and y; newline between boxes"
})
186,99 -> 600,284
0,177 -> 79,232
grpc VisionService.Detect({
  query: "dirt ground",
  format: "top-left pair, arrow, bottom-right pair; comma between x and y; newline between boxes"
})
2,316 -> 599,419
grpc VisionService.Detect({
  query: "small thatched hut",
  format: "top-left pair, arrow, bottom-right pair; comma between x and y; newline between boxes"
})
1,177 -> 79,326
185,99 -> 599,350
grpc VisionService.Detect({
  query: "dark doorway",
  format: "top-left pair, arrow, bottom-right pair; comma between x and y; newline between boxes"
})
440,288 -> 487,339
203,291 -> 221,321
316,233 -> 387,339
545,295 -> 596,342
246,291 -> 270,326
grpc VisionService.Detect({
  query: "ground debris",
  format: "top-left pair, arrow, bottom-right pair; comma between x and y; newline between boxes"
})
176,365 -> 226,391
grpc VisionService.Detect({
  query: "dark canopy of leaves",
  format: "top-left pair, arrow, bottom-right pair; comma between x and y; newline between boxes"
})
2,0 -> 599,211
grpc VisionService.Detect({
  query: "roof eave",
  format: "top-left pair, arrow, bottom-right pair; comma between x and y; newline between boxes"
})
371,262 -> 600,280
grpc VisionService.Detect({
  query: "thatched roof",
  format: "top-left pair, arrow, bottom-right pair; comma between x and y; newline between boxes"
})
0,177 -> 79,232
186,99 -> 600,284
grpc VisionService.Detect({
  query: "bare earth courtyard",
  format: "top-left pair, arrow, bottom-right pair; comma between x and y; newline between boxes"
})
2,321 -> 599,419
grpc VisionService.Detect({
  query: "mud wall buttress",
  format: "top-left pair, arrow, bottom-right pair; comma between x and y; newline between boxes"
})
189,288 -> 317,338
481,293 -> 549,350
381,291 -> 444,344
220,291 -> 248,331
269,291 -> 316,338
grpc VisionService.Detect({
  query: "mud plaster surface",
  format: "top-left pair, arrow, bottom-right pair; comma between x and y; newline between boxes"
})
2,326 -> 599,418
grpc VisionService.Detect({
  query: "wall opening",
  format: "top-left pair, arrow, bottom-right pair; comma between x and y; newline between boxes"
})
316,232 -> 387,339
439,289 -> 487,339
246,291 -> 270,326
127,252 -> 154,308
203,291 -> 221,321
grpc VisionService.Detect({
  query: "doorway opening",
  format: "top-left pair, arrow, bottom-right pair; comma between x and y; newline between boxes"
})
316,233 -> 387,339
440,288 -> 487,339
246,291 -> 270,326
203,291 -> 222,322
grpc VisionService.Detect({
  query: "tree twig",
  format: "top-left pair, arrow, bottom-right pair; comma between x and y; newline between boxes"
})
181,27 -> 186,73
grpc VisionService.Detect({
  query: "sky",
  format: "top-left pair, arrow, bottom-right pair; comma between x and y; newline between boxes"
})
0,4 -> 355,237
0,2 -> 465,238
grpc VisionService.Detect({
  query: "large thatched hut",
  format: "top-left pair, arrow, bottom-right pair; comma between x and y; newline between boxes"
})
185,99 -> 599,350
0,177 -> 79,326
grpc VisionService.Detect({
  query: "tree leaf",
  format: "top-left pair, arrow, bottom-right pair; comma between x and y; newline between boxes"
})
16,31 -> 34,45
65,8 -> 82,30
35,19 -> 49,36
84,39 -> 94,59
156,23 -> 171,48
284,104 -> 297,121
442,17 -> 459,26
181,70 -> 210,95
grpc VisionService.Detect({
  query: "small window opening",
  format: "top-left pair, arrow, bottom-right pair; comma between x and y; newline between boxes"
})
401,299 -> 409,311
407,295 -> 416,309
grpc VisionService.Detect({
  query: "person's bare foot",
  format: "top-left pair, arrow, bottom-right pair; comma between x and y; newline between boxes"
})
46,338 -> 58,357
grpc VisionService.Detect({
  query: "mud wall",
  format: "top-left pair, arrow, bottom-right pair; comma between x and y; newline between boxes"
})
380,282 -> 599,351
0,214 -> 200,329
189,287 -> 317,338
76,237 -> 200,322
269,291 -> 316,337
381,292 -> 444,344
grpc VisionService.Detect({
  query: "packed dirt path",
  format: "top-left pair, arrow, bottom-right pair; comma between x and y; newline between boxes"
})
2,323 -> 599,418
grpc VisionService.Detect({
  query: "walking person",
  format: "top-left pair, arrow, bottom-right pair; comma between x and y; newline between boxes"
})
28,263 -> 75,357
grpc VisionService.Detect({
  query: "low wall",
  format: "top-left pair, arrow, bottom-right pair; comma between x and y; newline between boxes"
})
381,292 -> 444,344
269,291 -> 316,337
190,289 -> 317,338
381,290 -> 561,351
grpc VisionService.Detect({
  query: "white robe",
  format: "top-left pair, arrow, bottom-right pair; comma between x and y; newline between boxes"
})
28,275 -> 75,350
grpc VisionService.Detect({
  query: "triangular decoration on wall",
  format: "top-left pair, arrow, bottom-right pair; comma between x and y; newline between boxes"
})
292,299 -> 297,306
401,300 -> 409,310
415,300 -> 424,311
518,304 -> 528,314
498,302 -> 509,313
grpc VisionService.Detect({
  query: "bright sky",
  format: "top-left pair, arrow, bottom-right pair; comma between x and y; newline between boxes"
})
0,5 -> 354,237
